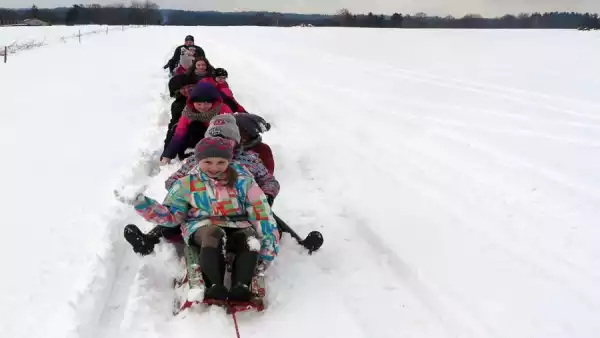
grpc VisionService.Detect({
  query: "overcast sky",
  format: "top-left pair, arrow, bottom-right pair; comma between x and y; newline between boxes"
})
1,0 -> 599,17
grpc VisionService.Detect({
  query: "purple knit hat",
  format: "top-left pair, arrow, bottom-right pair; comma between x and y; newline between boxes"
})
194,137 -> 235,161
190,82 -> 221,103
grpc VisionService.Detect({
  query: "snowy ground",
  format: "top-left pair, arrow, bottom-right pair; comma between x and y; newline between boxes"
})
1,27 -> 599,338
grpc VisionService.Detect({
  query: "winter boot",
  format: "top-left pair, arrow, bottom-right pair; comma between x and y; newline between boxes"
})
200,247 -> 228,301
229,250 -> 258,302
124,224 -> 161,255
205,284 -> 229,302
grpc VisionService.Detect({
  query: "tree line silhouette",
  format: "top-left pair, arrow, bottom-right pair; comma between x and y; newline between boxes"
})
1,3 -> 599,29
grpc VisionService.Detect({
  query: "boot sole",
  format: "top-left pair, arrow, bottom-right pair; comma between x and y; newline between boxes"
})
124,224 -> 154,255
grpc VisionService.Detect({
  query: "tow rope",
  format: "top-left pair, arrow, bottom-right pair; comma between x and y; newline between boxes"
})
228,304 -> 242,338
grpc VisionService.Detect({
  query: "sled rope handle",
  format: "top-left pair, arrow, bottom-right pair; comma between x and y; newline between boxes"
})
229,305 -> 242,338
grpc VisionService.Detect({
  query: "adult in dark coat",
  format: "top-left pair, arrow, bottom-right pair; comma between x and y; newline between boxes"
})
163,35 -> 206,73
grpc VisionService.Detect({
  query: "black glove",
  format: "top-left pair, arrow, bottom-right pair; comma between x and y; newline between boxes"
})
266,194 -> 275,206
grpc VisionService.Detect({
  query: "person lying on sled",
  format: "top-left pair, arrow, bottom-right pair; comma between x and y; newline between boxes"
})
117,137 -> 279,302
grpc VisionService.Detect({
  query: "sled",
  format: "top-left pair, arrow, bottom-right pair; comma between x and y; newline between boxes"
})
172,247 -> 267,316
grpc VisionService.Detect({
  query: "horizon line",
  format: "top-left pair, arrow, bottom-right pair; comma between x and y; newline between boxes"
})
1,6 -> 599,18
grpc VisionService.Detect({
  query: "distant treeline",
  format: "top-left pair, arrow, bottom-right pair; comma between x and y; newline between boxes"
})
1,3 -> 599,29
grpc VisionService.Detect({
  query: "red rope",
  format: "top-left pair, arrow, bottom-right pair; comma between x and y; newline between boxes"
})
229,306 -> 241,338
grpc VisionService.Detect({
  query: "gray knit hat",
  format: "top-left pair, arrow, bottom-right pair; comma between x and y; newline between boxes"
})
204,114 -> 241,144
194,137 -> 235,161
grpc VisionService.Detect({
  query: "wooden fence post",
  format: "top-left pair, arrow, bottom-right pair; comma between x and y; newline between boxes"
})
4,46 -> 7,63
78,30 -> 81,43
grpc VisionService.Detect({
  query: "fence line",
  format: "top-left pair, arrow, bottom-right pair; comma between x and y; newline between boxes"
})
1,25 -> 144,63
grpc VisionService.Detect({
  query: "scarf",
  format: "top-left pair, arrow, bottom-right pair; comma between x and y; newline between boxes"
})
182,103 -> 223,123
242,135 -> 262,150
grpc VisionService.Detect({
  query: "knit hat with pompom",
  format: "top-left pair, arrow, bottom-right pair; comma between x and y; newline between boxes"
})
194,137 -> 235,161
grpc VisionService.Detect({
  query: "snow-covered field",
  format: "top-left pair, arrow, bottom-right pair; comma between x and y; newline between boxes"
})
1,26 -> 599,338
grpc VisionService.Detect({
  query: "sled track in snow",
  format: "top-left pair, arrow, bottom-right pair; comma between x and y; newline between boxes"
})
295,73 -> 600,296
71,30 -> 600,338
89,86 -> 176,338
320,52 -> 600,121
270,52 -> 600,307
200,35 -> 600,337
85,37 -> 462,338
273,79 -> 495,338
198,38 -> 487,338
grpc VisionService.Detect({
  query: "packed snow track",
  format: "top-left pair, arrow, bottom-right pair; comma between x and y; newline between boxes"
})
1,27 -> 599,338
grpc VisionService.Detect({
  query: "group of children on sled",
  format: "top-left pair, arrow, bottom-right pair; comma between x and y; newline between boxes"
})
115,34 -> 283,304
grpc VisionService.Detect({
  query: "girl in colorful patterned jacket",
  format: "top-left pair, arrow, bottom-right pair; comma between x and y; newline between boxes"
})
124,114 -> 280,255
161,81 -> 233,164
117,137 -> 279,302
213,68 -> 247,113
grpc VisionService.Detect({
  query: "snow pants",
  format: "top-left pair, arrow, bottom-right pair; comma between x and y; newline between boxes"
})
190,225 -> 259,287
191,225 -> 257,253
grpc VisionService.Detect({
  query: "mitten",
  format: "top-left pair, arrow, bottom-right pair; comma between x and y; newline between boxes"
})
114,184 -> 147,205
